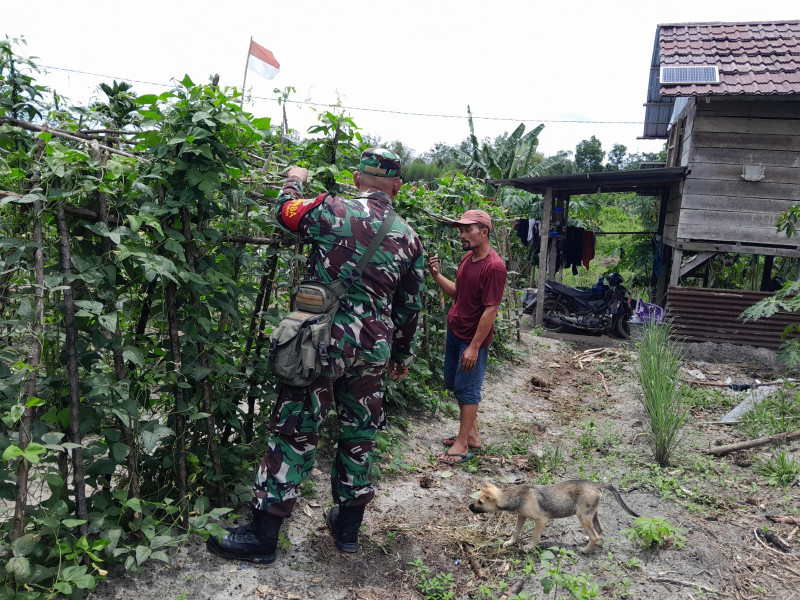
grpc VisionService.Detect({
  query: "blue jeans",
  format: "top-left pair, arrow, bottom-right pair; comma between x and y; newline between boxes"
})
443,329 -> 489,405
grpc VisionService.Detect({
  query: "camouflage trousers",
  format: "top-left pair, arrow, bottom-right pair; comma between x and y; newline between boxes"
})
252,354 -> 388,518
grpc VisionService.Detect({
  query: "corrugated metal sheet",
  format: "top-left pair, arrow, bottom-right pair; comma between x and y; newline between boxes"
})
666,286 -> 799,349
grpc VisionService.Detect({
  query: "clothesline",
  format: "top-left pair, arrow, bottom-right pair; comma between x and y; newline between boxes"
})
594,231 -> 655,235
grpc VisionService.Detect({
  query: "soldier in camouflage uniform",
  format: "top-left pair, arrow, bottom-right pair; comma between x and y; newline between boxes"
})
207,149 -> 424,563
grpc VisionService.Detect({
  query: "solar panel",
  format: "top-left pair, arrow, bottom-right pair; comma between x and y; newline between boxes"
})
660,66 -> 719,84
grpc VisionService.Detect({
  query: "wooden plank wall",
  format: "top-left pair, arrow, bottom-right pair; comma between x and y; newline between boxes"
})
677,98 -> 800,249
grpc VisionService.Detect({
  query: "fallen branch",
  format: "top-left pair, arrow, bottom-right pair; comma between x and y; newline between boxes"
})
686,378 -> 795,389
756,528 -> 791,553
465,550 -> 483,579
706,430 -> 800,457
649,576 -> 716,594
766,515 -> 800,526
498,579 -> 524,600
598,371 -> 610,397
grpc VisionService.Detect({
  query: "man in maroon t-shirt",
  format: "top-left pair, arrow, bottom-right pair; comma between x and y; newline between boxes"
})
427,209 -> 507,464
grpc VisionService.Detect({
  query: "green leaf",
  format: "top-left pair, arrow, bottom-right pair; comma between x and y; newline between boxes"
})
74,299 -> 104,316
42,431 -> 65,445
189,412 -> 211,421
6,556 -> 31,580
20,442 -> 47,464
135,545 -> 151,565
150,550 -> 170,563
62,519 -> 88,528
72,573 -> 96,590
127,214 -> 143,232
25,396 -> 45,407
54,582 -> 73,595
125,497 -> 143,514
112,442 -> 131,462
193,366 -> 212,381
137,109 -> 162,121
7,404 -> 24,425
11,533 -> 37,557
98,313 -> 118,333
122,346 -> 145,368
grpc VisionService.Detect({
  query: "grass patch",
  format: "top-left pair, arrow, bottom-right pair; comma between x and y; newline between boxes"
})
635,320 -> 687,466
680,385 -> 736,412
739,383 -> 800,438
755,451 -> 800,486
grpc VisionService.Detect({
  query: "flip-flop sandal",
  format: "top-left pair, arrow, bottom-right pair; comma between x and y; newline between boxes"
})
442,436 -> 483,451
437,451 -> 475,465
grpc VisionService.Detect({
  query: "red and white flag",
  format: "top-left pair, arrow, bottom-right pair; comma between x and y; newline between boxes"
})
247,40 -> 280,80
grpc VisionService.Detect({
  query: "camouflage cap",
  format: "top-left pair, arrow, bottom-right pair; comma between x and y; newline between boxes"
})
358,148 -> 402,178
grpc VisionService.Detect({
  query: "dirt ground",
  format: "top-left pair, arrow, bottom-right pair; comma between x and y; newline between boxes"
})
95,325 -> 800,600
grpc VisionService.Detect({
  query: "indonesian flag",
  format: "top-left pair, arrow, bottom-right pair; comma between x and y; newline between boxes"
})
247,40 -> 280,80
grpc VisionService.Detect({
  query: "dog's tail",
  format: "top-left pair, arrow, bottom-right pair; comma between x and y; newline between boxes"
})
601,484 -> 640,518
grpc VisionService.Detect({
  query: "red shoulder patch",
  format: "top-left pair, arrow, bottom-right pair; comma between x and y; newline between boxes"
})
280,193 -> 327,231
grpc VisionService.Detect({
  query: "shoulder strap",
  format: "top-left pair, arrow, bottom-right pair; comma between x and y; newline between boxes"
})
339,212 -> 397,289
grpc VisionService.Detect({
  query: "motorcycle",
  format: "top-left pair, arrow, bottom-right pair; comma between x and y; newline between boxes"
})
523,273 -> 633,339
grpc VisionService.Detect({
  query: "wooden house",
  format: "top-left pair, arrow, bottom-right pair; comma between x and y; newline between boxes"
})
492,20 -> 799,348
641,20 -> 800,346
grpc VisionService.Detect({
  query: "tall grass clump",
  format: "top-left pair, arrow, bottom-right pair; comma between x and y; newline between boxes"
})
635,320 -> 687,465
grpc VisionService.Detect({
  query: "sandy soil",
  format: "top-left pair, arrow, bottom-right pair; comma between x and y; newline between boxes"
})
94,325 -> 800,600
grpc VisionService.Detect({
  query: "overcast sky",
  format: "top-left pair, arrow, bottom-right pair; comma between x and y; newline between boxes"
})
4,0 -> 797,160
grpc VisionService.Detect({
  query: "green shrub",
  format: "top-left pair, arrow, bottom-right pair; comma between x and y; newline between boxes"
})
621,517 -> 687,549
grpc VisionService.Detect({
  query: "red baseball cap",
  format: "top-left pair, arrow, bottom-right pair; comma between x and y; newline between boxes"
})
451,209 -> 493,230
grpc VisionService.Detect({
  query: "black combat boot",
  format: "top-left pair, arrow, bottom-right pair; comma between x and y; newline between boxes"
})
206,507 -> 283,563
326,504 -> 364,553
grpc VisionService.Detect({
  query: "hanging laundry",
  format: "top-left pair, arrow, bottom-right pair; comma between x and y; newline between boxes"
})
582,230 -> 595,270
564,226 -> 585,275
515,218 -> 530,246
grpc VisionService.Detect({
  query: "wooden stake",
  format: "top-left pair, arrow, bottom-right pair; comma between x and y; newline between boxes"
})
535,187 -> 552,327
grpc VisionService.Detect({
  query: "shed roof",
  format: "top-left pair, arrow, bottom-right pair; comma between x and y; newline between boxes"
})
642,20 -> 800,139
489,166 -> 687,196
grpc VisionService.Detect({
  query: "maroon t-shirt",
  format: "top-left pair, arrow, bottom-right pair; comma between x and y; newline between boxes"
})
446,248 -> 507,348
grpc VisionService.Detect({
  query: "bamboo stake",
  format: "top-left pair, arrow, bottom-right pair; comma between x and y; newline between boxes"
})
165,280 -> 189,523
181,206 -> 225,505
56,206 -> 89,536
92,143 -> 141,498
0,116 -> 145,161
12,197 -> 44,540
245,253 -> 279,441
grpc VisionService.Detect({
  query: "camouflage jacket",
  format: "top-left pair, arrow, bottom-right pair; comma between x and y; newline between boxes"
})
275,176 -> 425,366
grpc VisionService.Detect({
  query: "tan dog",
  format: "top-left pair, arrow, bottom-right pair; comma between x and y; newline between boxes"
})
469,480 -> 639,554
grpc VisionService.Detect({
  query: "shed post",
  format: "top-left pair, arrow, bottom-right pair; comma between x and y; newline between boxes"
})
669,247 -> 683,287
535,186 -> 553,326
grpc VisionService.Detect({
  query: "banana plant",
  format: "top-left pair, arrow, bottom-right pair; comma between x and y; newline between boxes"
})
455,106 -> 565,204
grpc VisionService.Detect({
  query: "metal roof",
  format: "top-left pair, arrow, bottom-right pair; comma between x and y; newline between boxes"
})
642,20 -> 800,139
489,166 -> 688,196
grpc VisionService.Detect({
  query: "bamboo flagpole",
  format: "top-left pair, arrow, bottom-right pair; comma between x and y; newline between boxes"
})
241,36 -> 252,109
241,37 -> 281,108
